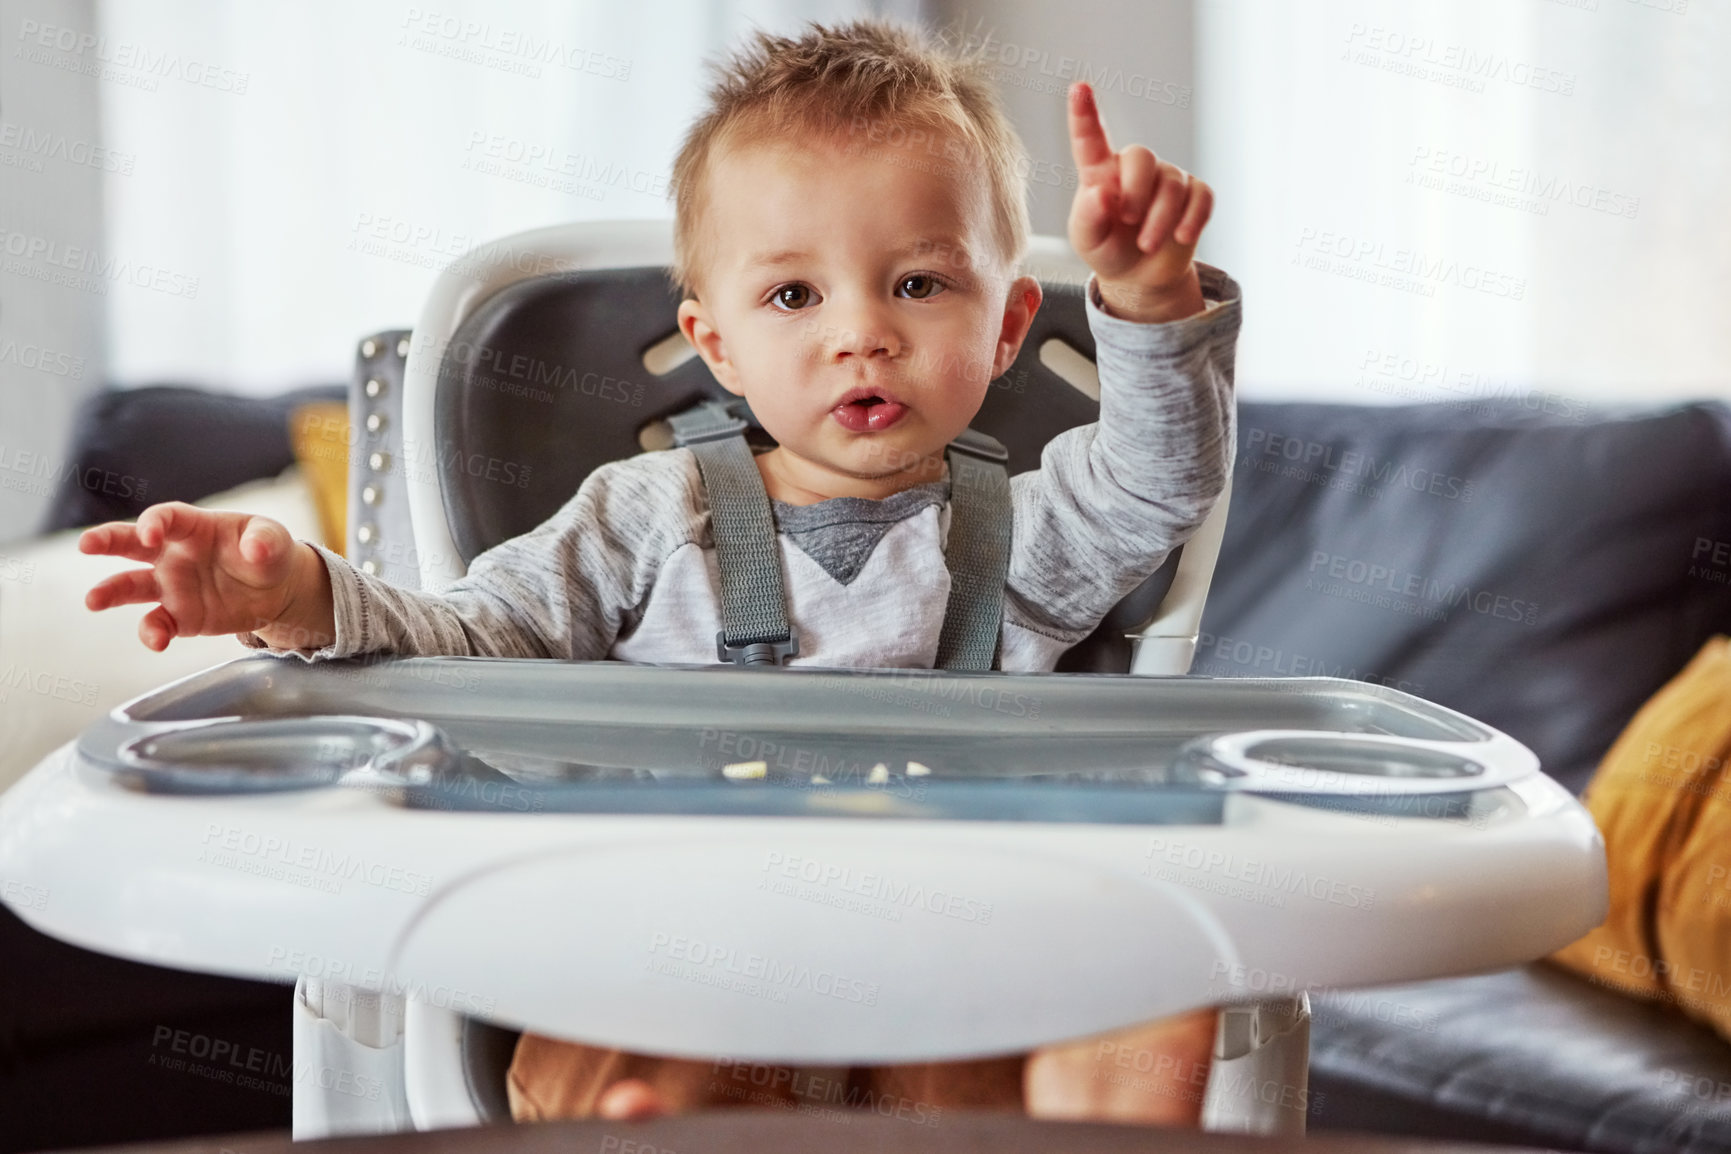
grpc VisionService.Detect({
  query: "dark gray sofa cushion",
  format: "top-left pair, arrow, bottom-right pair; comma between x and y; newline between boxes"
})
1308,965 -> 1731,1154
41,382 -> 344,535
1200,400 -> 1731,795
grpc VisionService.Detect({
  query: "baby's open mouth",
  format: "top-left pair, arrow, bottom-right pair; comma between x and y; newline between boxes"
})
831,388 -> 909,433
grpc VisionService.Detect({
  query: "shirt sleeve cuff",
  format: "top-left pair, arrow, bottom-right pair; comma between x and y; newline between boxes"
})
233,541 -> 363,662
1083,262 -> 1243,353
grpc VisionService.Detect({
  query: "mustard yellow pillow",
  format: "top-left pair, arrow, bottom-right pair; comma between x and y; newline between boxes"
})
1551,635 -> 1731,1038
287,401 -> 349,555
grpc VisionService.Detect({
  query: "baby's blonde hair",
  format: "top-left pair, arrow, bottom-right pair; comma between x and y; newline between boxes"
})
668,17 -> 1031,300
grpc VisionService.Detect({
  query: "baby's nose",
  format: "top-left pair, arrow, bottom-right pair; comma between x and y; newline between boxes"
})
821,312 -> 901,360
836,331 -> 893,359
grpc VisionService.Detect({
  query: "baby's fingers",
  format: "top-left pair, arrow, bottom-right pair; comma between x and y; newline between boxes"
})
1067,82 -> 1115,176
596,1079 -> 668,1121
139,604 -> 180,653
78,521 -> 157,562
1070,183 -> 1119,254
1136,163 -> 1191,255
1117,146 -> 1158,227
1173,178 -> 1214,247
227,515 -> 297,582
86,567 -> 161,612
136,501 -> 205,550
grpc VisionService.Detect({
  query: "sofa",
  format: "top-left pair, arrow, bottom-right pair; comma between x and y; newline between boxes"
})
2,382 -> 1729,1152
1196,397 -> 1731,1152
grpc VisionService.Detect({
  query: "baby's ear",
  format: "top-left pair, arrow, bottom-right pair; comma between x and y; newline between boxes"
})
993,274 -> 1044,378
676,299 -> 744,395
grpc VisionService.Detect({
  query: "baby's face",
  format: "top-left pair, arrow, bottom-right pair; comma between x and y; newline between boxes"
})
677,132 -> 1041,501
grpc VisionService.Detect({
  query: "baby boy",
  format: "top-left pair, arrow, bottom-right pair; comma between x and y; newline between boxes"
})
82,17 -> 1240,1128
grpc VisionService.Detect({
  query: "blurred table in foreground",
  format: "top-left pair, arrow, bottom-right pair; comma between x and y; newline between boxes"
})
68,1112 -> 1568,1154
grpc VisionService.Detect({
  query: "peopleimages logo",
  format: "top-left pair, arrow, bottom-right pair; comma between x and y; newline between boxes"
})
0,119 -> 136,174
646,932 -> 880,1008
1407,146 -> 1640,219
1342,23 -> 1576,96
1142,838 -> 1376,910
0,226 -> 200,298
200,823 -> 433,897
1306,551 -> 1540,626
1292,227 -> 1526,301
0,335 -> 85,378
1243,428 -> 1476,502
933,29 -> 1191,107
760,851 -> 995,926
15,19 -> 251,94
1193,630 -> 1428,695
1691,537 -> 1730,587
0,663 -> 98,707
397,8 -> 631,80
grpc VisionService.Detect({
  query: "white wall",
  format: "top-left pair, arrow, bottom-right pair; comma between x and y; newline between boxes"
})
0,0 -> 108,543
1197,0 -> 1730,405
24,0 -> 1726,436
93,0 -> 916,395
928,0 -> 1195,241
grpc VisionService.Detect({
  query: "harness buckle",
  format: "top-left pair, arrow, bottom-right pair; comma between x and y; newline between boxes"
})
716,629 -> 800,667
668,399 -> 752,446
946,427 -> 1010,463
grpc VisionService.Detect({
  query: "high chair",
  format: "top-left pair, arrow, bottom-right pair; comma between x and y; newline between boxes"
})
0,220 -> 1607,1141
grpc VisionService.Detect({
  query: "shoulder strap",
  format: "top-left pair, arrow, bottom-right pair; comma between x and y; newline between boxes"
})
668,400 -> 1012,671
934,429 -> 1012,671
668,400 -> 799,666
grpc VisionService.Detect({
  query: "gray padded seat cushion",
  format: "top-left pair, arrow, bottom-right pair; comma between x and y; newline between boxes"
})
1308,965 -> 1731,1153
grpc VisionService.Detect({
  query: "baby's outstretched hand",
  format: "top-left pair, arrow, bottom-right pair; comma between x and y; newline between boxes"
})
1066,80 -> 1211,322
80,502 -> 306,652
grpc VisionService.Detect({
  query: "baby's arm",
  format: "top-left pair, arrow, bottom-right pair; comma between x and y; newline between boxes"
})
81,502 -> 558,661
1002,82 -> 1241,643
235,534 -> 564,661
83,450 -> 702,663
1004,265 -> 1239,641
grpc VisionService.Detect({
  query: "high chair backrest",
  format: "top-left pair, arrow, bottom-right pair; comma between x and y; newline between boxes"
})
346,220 -> 1228,675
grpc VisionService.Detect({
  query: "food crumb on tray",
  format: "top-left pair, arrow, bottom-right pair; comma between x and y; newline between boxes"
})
722,760 -> 768,780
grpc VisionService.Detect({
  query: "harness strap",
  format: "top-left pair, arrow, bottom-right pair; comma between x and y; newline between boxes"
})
934,429 -> 1012,671
668,400 -> 798,667
668,399 -> 1012,670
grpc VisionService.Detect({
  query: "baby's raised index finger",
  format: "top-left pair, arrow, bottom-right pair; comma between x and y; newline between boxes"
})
1067,81 -> 1114,172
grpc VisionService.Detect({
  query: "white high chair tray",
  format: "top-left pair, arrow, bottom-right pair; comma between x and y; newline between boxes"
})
0,656 -> 1605,1063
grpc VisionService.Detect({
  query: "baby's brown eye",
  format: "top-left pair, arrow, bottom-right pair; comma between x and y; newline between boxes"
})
900,275 -> 941,299
775,284 -> 813,310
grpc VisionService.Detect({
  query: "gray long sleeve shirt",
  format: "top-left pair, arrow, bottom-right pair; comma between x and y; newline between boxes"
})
241,265 -> 1241,672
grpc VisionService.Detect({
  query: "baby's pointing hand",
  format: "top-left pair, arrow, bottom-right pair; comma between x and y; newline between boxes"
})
1066,81 -> 1211,323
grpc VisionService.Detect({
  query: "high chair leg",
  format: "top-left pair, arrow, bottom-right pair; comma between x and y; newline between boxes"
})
1200,994 -> 1312,1136
291,975 -> 412,1138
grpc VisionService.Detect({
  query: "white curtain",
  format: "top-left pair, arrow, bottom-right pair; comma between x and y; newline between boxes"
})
1196,0 -> 1730,404
96,0 -> 922,394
